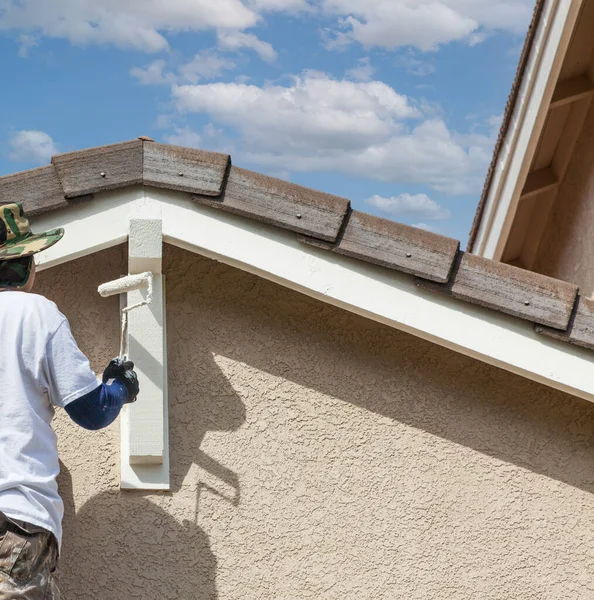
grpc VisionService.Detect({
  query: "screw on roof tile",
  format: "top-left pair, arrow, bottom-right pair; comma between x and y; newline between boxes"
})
178,172 -> 184,177
524,300 -> 531,306
100,172 -> 106,178
296,214 -> 302,219
406,252 -> 412,258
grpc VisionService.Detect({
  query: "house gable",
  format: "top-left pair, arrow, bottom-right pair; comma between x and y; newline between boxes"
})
3,137 -> 593,405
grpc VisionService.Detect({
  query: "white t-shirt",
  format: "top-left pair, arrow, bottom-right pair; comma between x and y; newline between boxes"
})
0,291 -> 100,547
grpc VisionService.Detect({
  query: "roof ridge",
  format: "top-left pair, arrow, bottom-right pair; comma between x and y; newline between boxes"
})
0,136 -> 591,352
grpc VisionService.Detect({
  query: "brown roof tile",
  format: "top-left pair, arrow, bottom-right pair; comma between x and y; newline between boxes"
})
0,165 -> 71,216
0,136 -> 590,353
417,252 -> 578,329
143,143 -> 230,196
52,140 -> 143,198
301,210 -> 460,283
536,296 -> 594,350
193,166 -> 350,242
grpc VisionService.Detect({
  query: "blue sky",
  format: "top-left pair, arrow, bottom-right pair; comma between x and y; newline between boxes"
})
0,0 -> 535,245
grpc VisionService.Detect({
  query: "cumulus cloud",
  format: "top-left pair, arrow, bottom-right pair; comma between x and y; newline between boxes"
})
346,57 -> 375,82
322,0 -> 534,51
163,124 -> 236,154
248,0 -> 312,10
394,53 -> 436,77
131,52 -> 237,86
164,126 -> 205,149
130,59 -> 173,85
217,31 -> 278,62
366,193 -> 451,220
179,52 -> 237,83
171,71 -> 495,195
0,0 -> 257,52
6,130 -> 58,164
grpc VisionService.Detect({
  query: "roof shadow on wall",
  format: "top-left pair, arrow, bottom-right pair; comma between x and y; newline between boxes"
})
163,245 -> 594,498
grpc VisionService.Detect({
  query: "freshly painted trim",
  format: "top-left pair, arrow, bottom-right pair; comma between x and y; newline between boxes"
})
120,218 -> 169,490
473,0 -> 583,259
32,187 -> 594,404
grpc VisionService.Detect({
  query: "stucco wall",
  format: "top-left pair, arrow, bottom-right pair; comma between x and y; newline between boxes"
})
534,101 -> 594,295
35,244 -> 594,599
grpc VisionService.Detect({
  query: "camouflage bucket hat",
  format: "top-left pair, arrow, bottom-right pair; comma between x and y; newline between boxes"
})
0,203 -> 64,261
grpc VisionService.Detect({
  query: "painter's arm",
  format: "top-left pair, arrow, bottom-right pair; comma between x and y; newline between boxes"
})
65,359 -> 139,430
43,316 -> 139,431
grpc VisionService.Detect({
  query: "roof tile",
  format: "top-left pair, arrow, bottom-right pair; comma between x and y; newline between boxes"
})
301,211 -> 460,283
536,295 -> 594,350
0,165 -> 70,216
143,143 -> 229,196
52,140 -> 143,198
417,252 -> 578,329
193,166 -> 350,242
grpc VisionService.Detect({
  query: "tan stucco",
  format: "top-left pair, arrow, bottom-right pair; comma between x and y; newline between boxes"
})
533,102 -> 594,295
35,244 -> 594,599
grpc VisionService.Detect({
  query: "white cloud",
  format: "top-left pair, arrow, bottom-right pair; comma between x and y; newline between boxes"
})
248,0 -> 312,10
179,51 -> 236,83
6,130 -> 58,164
0,0 -> 533,56
163,124 -> 236,154
164,126 -> 205,148
394,53 -> 435,77
171,71 -> 495,195
346,57 -> 375,82
366,193 -> 451,220
322,0 -> 534,52
0,0 -> 257,52
217,30 -> 278,62
130,59 -> 174,85
131,52 -> 236,86
17,33 -> 38,57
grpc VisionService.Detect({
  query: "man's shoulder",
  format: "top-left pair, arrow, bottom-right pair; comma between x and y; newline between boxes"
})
0,292 -> 62,319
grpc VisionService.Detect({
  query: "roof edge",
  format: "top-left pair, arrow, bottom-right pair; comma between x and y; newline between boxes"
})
468,0 -> 547,252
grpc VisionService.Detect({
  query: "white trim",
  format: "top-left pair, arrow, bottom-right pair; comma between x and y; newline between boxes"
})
473,0 -> 583,259
32,186 -> 594,405
119,218 -> 169,490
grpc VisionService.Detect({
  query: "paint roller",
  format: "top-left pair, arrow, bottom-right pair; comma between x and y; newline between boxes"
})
98,272 -> 153,359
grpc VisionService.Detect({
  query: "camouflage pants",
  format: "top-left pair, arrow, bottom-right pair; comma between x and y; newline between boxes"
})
0,513 -> 59,599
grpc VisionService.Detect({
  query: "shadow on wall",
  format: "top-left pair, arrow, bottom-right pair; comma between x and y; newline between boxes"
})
55,336 -> 246,600
162,245 -> 594,498
58,464 -> 217,600
35,248 -> 247,600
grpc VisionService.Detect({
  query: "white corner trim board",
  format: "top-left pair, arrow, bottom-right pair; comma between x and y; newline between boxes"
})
123,217 -> 169,490
473,0 -> 583,259
33,186 -> 594,406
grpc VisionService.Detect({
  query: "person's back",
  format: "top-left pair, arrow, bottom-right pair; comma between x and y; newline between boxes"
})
0,291 -> 99,544
0,203 -> 139,600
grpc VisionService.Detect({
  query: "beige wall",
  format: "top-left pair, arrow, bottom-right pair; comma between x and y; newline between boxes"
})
36,244 -> 594,599
534,101 -> 594,295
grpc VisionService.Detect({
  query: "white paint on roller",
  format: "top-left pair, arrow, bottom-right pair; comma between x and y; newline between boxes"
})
98,272 -> 153,299
31,187 -> 594,407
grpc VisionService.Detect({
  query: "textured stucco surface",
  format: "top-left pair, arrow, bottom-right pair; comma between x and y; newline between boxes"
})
534,102 -> 594,296
35,244 -> 594,599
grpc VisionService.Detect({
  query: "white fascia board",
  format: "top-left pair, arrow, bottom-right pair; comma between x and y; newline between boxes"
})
32,187 -> 594,405
473,0 -> 583,259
